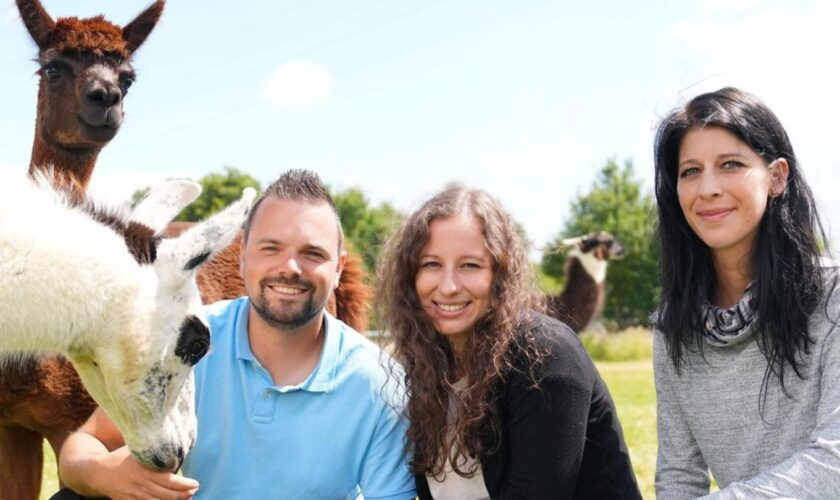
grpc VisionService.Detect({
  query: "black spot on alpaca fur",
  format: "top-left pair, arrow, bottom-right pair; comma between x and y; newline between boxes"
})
183,251 -> 211,271
77,199 -> 160,264
175,315 -> 210,366
143,365 -> 174,409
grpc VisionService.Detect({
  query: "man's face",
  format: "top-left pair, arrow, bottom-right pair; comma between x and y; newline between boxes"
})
240,197 -> 346,331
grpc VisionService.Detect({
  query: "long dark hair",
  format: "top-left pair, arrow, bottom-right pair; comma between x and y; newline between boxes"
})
653,87 -> 834,397
377,185 -> 544,477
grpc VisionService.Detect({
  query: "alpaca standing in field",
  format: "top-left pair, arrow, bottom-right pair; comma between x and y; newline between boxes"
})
547,232 -> 625,333
1,174 -> 254,477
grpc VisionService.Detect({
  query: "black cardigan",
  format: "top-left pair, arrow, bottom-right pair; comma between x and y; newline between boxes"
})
416,314 -> 641,499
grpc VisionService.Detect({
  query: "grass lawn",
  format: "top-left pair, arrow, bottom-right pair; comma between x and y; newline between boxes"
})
40,361 -> 659,499
596,360 -> 656,499
41,442 -> 58,499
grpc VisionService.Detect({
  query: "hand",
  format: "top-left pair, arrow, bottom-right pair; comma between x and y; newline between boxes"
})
95,447 -> 199,500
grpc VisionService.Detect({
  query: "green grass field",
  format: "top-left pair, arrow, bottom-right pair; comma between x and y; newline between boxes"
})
597,360 -> 656,499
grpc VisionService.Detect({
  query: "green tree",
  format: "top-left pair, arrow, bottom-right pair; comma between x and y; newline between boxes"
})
131,167 -> 262,221
177,167 -> 261,222
542,159 -> 659,328
332,187 -> 403,275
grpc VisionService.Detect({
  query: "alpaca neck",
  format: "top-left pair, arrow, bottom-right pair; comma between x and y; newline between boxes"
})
568,249 -> 608,284
30,134 -> 99,202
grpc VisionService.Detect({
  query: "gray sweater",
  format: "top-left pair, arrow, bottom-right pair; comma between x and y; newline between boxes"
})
654,273 -> 840,499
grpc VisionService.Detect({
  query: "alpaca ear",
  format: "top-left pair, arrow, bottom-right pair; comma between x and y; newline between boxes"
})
560,236 -> 584,248
16,0 -> 56,50
158,187 -> 256,275
122,0 -> 165,55
129,180 -> 202,234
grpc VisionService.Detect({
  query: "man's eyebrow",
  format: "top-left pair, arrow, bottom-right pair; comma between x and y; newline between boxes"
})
303,243 -> 331,255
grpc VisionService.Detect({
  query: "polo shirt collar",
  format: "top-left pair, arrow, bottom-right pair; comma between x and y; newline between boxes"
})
234,301 -> 340,393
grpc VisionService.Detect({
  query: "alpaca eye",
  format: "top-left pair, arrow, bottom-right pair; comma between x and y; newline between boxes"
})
44,65 -> 61,82
120,76 -> 134,93
186,338 -> 209,364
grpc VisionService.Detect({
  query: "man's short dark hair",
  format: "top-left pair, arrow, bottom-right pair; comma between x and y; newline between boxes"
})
243,169 -> 344,251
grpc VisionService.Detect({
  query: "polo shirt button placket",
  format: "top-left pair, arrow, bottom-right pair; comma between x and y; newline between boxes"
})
252,387 -> 275,424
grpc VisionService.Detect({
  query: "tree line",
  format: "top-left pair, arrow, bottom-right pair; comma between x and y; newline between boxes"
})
134,162 -> 658,329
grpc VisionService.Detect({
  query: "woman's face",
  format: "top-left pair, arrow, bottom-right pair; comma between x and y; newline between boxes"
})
415,212 -> 494,354
677,126 -> 786,264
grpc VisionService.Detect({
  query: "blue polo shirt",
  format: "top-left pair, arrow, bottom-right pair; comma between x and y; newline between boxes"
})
182,297 -> 415,499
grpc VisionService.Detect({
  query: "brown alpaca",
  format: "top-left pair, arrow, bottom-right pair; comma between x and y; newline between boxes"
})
17,0 -> 165,203
546,232 -> 625,333
3,1 -> 370,498
1,3 -> 164,498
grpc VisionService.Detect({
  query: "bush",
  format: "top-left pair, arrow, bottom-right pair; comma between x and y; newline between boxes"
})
580,327 -> 652,362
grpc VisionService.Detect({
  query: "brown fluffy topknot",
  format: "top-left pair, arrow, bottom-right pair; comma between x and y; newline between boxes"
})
51,16 -> 129,58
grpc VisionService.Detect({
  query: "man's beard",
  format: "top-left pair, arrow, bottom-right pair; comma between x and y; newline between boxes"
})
250,276 -> 326,331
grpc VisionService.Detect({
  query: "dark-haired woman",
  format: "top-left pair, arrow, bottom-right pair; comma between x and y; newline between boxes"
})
652,87 -> 840,498
378,186 -> 640,499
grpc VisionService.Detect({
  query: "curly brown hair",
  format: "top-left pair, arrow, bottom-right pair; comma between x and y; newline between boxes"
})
377,185 -> 544,478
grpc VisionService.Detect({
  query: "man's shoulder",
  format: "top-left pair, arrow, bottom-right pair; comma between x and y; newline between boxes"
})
331,318 -> 388,366
203,297 -> 247,336
328,316 -> 402,388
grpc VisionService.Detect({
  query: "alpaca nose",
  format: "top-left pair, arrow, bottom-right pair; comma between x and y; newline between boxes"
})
86,82 -> 122,107
148,446 -> 183,472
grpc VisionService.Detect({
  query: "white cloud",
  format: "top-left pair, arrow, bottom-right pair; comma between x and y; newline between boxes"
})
259,61 -> 334,110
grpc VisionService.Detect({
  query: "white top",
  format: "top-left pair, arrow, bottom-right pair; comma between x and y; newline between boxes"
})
427,378 -> 491,500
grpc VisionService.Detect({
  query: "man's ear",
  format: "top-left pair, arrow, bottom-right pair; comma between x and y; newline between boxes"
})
769,158 -> 790,197
334,250 -> 347,289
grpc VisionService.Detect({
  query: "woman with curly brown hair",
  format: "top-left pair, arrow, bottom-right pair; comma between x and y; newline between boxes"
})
378,185 -> 640,499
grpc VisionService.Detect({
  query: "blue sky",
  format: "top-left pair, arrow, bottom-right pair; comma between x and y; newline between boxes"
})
1,0 -> 837,256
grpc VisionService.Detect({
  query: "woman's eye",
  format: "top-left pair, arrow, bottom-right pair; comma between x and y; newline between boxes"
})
721,160 -> 744,170
420,261 -> 439,269
679,167 -> 699,178
44,65 -> 61,82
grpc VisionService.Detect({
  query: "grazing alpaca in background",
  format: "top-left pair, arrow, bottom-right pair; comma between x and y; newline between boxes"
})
547,232 -> 625,333
0,175 -> 254,494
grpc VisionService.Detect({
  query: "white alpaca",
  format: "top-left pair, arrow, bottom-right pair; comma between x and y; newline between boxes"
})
0,174 -> 256,471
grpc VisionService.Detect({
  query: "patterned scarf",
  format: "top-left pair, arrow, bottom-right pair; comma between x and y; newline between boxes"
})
702,283 -> 758,347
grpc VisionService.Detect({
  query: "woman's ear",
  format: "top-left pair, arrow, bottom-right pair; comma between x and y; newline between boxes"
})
769,158 -> 790,198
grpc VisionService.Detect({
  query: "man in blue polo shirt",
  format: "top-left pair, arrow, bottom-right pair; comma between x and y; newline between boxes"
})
56,170 -> 416,499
